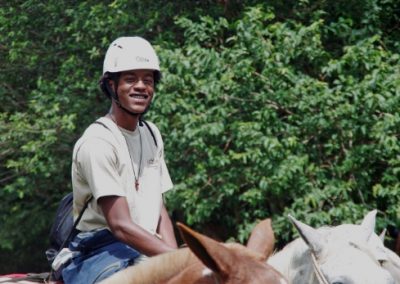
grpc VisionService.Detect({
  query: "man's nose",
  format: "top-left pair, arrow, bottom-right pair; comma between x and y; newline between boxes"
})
133,79 -> 146,90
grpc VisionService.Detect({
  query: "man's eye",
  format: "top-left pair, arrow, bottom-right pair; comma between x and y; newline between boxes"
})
125,77 -> 137,83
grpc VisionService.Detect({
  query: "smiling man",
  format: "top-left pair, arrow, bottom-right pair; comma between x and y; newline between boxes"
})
61,37 -> 178,283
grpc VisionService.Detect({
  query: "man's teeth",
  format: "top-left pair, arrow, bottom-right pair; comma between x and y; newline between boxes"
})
131,94 -> 147,99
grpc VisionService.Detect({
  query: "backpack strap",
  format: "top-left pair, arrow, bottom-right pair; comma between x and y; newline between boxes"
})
94,119 -> 158,147
93,120 -> 111,131
140,119 -> 158,148
49,195 -> 93,281
59,195 -> 93,250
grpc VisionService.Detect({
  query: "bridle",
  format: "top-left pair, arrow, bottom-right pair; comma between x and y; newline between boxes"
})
309,241 -> 380,284
310,252 -> 329,284
207,271 -> 222,284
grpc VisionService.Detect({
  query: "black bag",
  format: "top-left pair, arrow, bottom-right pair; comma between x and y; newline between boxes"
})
45,193 -> 93,281
47,193 -> 74,254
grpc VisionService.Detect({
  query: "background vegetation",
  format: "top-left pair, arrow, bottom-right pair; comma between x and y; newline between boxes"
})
1,0 -> 399,272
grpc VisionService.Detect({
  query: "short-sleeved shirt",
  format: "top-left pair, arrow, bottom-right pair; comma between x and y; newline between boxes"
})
71,117 -> 173,235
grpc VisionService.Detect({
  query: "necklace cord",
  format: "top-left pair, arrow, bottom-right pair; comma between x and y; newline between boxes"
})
107,114 -> 143,191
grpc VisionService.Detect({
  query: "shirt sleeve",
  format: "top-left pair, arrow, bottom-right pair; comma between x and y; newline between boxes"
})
76,138 -> 125,200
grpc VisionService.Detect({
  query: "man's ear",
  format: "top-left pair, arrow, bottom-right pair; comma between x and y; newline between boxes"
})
108,78 -> 116,90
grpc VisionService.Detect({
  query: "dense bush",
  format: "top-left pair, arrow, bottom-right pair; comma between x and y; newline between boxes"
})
0,0 -> 399,271
157,6 -> 400,244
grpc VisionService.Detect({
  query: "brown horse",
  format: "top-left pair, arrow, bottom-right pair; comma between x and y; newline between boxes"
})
100,219 -> 287,284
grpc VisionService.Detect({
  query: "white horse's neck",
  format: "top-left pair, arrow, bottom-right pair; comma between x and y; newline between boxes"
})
269,225 -> 398,284
268,238 -> 318,284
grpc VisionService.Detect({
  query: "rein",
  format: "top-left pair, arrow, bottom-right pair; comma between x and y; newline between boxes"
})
211,275 -> 221,284
310,252 -> 329,284
202,268 -> 222,284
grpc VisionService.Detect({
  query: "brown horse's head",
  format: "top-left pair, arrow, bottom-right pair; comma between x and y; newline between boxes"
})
168,219 -> 287,284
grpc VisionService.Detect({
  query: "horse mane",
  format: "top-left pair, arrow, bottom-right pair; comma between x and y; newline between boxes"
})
102,242 -> 270,284
101,247 -> 197,284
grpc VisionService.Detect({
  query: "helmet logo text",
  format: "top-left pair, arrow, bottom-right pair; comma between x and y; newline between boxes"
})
136,56 -> 149,63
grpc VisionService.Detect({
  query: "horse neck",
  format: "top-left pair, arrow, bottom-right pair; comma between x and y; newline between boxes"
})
382,247 -> 400,283
268,238 -> 318,284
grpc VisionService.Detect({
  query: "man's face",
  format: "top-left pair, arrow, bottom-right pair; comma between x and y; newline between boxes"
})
112,69 -> 155,114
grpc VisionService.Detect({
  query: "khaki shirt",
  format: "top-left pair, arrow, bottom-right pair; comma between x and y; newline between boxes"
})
71,117 -> 173,235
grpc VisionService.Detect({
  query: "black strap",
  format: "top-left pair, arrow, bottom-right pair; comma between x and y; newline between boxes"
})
94,120 -> 158,147
140,119 -> 158,147
94,120 -> 111,131
59,195 -> 93,250
49,195 -> 93,280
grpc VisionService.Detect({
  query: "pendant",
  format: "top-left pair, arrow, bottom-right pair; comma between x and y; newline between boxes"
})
135,179 -> 139,191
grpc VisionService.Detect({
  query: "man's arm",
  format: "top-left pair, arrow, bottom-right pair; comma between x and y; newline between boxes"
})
98,195 -> 175,256
157,203 -> 178,248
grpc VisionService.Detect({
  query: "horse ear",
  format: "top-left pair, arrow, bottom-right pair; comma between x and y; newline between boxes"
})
177,222 -> 233,277
379,228 -> 387,242
360,209 -> 377,240
288,215 -> 326,257
246,218 -> 275,260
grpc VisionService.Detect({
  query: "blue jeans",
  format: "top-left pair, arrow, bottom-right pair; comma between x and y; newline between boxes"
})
62,229 -> 141,284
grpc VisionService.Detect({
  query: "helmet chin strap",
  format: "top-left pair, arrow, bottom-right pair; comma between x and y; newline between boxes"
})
115,100 -> 152,126
104,78 -> 152,126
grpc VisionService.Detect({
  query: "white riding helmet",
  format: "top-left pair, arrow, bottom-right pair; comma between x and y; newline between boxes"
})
103,36 -> 160,75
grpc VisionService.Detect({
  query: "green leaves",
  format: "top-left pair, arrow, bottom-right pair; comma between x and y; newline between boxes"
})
155,4 -> 400,245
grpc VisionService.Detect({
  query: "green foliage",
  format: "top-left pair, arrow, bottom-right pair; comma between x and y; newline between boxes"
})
156,5 -> 400,245
1,0 -> 399,271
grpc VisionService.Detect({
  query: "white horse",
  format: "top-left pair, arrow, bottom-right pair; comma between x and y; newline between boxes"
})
363,211 -> 400,283
268,210 -> 399,284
